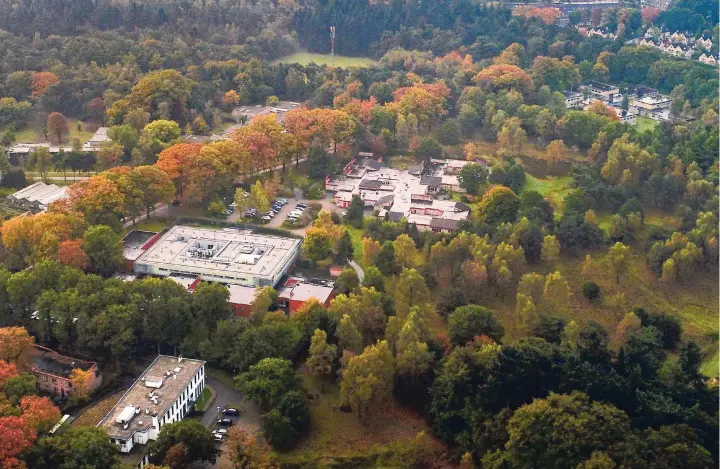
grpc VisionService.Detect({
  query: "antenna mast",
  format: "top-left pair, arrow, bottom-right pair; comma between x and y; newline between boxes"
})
330,25 -> 336,67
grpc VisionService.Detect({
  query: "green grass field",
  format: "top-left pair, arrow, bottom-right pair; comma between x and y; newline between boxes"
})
275,52 -> 377,67
522,175 -> 574,213
13,118 -> 95,144
635,116 -> 659,133
124,218 -> 169,234
345,224 -> 366,262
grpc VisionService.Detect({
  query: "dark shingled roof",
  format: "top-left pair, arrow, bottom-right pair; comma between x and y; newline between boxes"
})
376,194 -> 395,205
420,175 -> 442,187
387,211 -> 405,222
430,218 -> 459,231
455,201 -> 471,212
359,179 -> 383,190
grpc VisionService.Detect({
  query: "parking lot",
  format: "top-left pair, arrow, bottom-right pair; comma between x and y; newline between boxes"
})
200,376 -> 261,442
226,195 -> 338,234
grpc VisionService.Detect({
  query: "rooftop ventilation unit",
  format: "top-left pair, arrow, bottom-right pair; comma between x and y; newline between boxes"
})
145,376 -> 163,389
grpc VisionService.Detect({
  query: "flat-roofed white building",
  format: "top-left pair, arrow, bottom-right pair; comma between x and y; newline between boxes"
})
98,355 -> 205,467
132,226 -> 301,288
631,94 -> 672,115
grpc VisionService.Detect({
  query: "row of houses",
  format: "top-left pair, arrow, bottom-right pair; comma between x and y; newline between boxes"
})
634,28 -> 717,66
564,82 -> 691,124
326,155 -> 472,233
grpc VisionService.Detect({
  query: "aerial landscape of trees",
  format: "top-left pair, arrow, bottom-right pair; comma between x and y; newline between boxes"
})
0,0 -> 716,467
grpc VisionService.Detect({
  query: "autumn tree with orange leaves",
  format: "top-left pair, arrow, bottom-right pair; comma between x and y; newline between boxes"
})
284,108 -> 356,156
183,149 -> 232,206
57,240 -> 89,270
472,64 -> 534,94
512,6 -> 561,25
67,176 -> 126,229
387,82 -> 450,129
155,143 -> 203,197
586,101 -> 620,121
0,360 -> 18,385
0,212 -> 85,266
20,396 -> 60,432
0,416 -> 36,466
30,72 -> 59,99
69,368 -> 94,402
0,327 -> 34,363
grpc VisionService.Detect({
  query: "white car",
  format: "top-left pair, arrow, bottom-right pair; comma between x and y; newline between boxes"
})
289,210 -> 303,217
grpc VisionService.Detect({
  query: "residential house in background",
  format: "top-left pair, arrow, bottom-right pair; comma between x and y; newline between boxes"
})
29,345 -> 102,398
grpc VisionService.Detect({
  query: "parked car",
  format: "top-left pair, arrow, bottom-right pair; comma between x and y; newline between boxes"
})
214,428 -> 229,434
213,433 -> 224,442
244,209 -> 257,218
217,418 -> 233,427
296,202 -> 308,209
30,311 -> 39,320
277,198 -> 288,205
271,203 -> 282,211
223,408 -> 240,416
261,215 -> 272,223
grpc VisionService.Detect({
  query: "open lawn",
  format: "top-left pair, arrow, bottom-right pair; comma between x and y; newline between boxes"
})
13,118 -> 95,144
275,52 -> 377,67
274,367 -> 447,467
522,175 -> 573,214
345,224 -> 366,262
124,218 -> 170,234
71,390 -> 125,428
635,116 -> 659,133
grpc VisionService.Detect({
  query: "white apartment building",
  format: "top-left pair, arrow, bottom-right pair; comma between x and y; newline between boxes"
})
98,356 -> 205,468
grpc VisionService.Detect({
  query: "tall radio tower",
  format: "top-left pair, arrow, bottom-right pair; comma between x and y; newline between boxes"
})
330,25 -> 336,67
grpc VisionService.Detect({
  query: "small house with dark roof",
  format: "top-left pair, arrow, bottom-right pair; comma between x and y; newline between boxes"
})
430,218 -> 460,233
29,345 -> 102,398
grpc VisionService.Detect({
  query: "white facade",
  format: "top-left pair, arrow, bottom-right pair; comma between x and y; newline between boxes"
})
99,356 -> 205,465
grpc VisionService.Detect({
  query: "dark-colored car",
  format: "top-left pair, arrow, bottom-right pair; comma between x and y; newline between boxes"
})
223,408 -> 240,416
217,418 -> 234,427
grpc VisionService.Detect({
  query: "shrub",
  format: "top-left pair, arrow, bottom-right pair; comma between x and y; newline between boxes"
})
307,181 -> 325,199
582,281 -> 601,301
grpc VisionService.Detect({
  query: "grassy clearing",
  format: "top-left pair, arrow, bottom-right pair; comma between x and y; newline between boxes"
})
275,52 -> 377,67
275,367 -> 439,465
71,390 -> 125,428
13,118 -> 95,144
345,225 -> 365,262
206,367 -> 236,388
635,116 -> 659,133
700,349 -> 718,378
388,154 -> 421,170
522,175 -> 573,213
124,218 -> 169,234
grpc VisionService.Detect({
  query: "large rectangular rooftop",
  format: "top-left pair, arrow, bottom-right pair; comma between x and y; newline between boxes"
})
133,225 -> 301,286
98,356 -> 204,440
